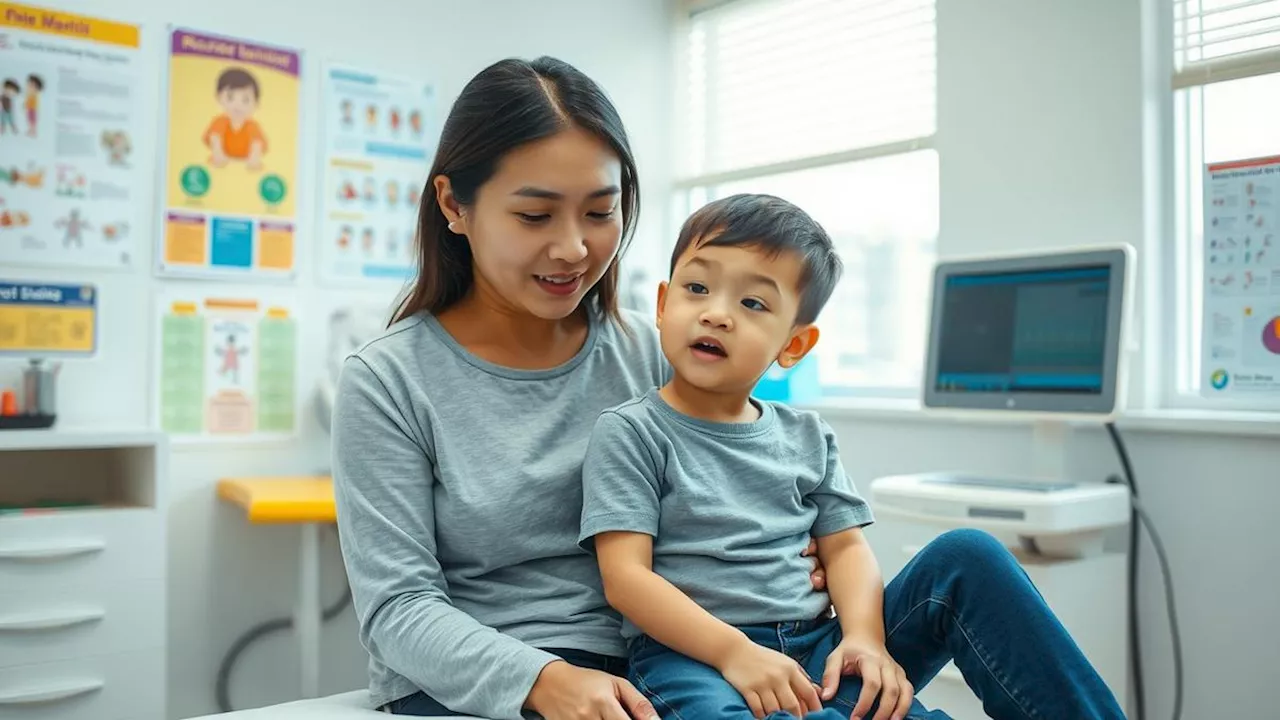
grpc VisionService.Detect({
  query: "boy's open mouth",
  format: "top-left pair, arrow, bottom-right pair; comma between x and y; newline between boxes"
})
690,336 -> 727,358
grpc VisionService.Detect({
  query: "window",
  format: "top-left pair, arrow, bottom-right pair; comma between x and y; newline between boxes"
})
1171,0 -> 1280,408
672,0 -> 938,398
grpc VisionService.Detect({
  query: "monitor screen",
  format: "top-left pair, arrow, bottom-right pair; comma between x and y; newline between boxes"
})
923,248 -> 1129,415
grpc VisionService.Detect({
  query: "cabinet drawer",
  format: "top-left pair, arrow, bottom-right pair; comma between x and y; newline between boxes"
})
0,578 -> 165,668
0,648 -> 164,720
0,509 -> 163,586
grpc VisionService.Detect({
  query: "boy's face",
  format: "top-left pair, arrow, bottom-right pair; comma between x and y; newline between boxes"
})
218,87 -> 258,123
658,239 -> 817,395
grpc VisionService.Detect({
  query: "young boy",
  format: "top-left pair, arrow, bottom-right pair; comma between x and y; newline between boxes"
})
580,194 -> 936,720
204,67 -> 266,171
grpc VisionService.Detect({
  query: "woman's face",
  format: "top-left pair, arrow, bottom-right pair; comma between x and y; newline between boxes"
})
440,127 -> 624,321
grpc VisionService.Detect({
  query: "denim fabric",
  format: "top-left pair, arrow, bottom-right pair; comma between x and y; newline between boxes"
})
629,529 -> 1126,720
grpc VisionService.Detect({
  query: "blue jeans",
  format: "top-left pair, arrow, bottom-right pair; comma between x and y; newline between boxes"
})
629,529 -> 1126,720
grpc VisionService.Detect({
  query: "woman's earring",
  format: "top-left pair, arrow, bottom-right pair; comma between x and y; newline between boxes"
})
447,221 -> 458,234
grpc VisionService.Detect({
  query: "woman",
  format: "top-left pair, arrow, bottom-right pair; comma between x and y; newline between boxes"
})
332,57 -> 1125,720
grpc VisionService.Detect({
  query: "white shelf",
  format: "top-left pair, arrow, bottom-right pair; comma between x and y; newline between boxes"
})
0,427 -> 164,453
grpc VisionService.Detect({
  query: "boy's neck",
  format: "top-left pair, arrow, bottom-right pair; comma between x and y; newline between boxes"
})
659,377 -> 759,424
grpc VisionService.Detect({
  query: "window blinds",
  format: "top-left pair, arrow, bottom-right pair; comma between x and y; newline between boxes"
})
1174,0 -> 1280,88
681,0 -> 937,182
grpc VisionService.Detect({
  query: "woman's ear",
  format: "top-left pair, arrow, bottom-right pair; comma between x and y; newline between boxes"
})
655,281 -> 669,329
433,175 -> 465,234
776,325 -> 820,368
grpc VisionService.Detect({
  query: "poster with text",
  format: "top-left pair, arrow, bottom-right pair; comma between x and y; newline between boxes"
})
0,280 -> 96,355
0,3 -> 142,270
318,64 -> 434,286
156,289 -> 298,441
1201,155 -> 1280,399
158,28 -> 301,280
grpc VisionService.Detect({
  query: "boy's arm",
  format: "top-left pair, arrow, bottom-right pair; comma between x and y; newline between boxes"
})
594,531 -> 750,669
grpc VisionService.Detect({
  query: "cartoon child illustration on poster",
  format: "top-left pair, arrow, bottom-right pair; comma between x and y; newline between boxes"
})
215,332 -> 250,385
389,107 -> 401,134
365,104 -> 377,132
55,209 -> 92,248
341,99 -> 353,128
204,67 -> 267,172
409,109 -> 423,137
385,180 -> 400,207
361,227 -> 374,256
24,74 -> 43,138
102,130 -> 133,167
337,224 -> 352,250
1,79 -> 19,135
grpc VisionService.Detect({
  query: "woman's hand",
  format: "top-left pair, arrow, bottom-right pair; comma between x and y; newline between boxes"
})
716,639 -> 824,719
803,537 -> 827,591
820,637 -> 913,720
526,660 -> 660,720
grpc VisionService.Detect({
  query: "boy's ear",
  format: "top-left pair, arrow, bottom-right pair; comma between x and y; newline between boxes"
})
655,281 -> 669,328
776,324 -> 820,369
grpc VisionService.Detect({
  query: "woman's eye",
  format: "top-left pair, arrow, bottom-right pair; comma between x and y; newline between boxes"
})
742,298 -> 767,311
685,282 -> 708,294
587,209 -> 616,221
515,212 -> 550,224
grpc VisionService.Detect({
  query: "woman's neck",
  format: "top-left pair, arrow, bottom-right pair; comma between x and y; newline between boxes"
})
436,289 -> 590,370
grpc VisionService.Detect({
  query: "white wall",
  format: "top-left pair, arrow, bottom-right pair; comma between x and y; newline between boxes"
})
0,1 -> 674,717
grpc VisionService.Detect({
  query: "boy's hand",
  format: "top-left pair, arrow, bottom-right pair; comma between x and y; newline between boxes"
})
717,639 -> 823,719
802,537 -> 826,590
821,638 -> 912,720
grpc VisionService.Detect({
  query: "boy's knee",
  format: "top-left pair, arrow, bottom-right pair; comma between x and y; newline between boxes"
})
923,528 -> 1011,568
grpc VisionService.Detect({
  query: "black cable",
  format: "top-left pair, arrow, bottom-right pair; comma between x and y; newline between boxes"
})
1106,422 -> 1183,720
215,526 -> 353,713
1105,422 -> 1145,720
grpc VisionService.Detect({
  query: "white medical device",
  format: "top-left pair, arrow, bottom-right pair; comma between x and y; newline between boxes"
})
871,245 -> 1136,558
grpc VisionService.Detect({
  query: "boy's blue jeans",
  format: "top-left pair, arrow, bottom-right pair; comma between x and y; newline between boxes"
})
629,529 -> 1127,720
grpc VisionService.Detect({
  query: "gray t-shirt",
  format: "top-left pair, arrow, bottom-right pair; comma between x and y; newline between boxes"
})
578,388 -> 874,641
331,308 -> 666,719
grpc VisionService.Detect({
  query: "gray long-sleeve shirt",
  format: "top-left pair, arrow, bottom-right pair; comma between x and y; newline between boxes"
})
331,308 -> 667,719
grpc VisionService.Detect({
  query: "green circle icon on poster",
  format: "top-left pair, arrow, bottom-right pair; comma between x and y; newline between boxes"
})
260,175 -> 287,204
181,166 -> 210,197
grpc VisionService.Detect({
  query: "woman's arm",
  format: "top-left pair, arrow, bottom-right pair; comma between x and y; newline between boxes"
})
332,356 -> 558,720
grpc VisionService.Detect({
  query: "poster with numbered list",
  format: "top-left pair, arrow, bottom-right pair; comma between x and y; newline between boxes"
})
156,289 -> 298,441
0,3 -> 143,270
158,27 -> 301,280
1201,154 -> 1280,398
318,64 -> 435,286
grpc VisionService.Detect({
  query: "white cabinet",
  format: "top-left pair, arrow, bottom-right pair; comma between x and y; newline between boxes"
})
0,430 -> 167,720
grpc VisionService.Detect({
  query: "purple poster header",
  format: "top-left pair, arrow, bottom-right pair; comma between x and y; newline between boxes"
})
170,28 -> 300,77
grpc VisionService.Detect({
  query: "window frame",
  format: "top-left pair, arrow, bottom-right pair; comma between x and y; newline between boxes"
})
1156,0 -> 1280,413
669,0 -> 940,400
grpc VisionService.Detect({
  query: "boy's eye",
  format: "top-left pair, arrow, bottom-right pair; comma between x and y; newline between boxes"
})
684,282 -> 708,295
742,298 -> 767,311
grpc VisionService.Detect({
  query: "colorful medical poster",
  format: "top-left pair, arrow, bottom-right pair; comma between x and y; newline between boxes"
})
0,280 -> 96,355
1201,155 -> 1280,398
157,290 -> 297,440
318,64 -> 435,286
0,3 -> 143,270
158,28 -> 301,280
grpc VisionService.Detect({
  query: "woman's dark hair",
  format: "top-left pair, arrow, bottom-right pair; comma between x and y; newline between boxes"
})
391,56 -> 640,326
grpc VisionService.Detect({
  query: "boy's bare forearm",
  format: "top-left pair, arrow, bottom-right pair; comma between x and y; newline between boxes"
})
604,563 -> 748,669
817,528 -> 886,643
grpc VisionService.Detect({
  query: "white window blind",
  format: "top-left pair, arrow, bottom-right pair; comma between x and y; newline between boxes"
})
681,0 -> 936,183
1174,0 -> 1280,88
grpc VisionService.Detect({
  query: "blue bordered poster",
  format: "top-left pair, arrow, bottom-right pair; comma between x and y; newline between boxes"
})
317,64 -> 435,286
0,280 -> 97,356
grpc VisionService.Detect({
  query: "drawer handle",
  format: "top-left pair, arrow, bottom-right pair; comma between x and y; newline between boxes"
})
0,539 -> 105,562
0,608 -> 105,632
0,678 -> 104,705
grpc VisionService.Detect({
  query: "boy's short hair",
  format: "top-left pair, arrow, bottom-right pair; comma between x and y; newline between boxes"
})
669,193 -> 842,325
216,68 -> 259,100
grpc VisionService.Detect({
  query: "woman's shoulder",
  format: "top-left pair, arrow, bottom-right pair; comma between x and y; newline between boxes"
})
347,313 -> 435,373
596,307 -> 669,386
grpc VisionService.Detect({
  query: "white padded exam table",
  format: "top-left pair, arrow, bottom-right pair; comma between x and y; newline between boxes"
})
183,689 -> 485,719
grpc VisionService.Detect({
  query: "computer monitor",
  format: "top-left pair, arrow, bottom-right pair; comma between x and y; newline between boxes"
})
922,245 -> 1133,418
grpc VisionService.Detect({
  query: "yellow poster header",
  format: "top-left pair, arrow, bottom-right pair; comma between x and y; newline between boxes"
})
0,3 -> 140,49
